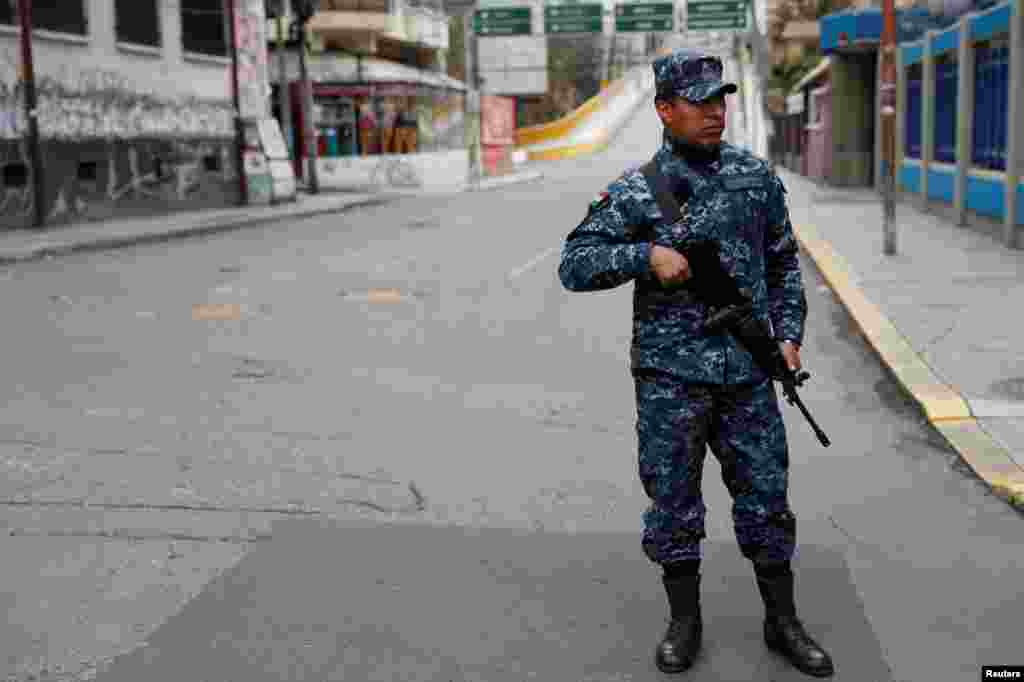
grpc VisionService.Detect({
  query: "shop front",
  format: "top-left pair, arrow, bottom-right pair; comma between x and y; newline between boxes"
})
288,57 -> 468,192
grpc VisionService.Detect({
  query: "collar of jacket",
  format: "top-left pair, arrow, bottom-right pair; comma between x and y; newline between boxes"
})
661,131 -> 722,165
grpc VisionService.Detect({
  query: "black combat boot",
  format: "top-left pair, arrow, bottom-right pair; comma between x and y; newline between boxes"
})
755,564 -> 834,678
655,573 -> 702,674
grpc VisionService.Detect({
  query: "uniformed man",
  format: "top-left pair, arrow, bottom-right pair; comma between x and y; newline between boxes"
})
558,49 -> 834,677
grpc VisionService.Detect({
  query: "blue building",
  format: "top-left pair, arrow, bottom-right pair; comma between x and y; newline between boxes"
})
810,0 -> 1024,247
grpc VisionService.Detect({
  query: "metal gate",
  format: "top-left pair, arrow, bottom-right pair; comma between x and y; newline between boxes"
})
973,43 -> 1009,171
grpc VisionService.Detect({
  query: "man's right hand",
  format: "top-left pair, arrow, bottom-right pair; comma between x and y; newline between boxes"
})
649,245 -> 691,286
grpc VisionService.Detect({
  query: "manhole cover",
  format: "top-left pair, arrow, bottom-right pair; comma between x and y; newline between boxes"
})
990,377 -> 1024,401
232,357 -> 275,381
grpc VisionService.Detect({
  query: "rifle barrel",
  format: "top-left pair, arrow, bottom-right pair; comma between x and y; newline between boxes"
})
783,384 -> 831,447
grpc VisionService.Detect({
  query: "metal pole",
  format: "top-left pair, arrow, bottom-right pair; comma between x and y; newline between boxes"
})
880,0 -> 897,255
298,19 -> 320,194
608,34 -> 617,83
464,10 -> 481,188
226,0 -> 248,206
277,6 -> 293,160
17,0 -> 45,228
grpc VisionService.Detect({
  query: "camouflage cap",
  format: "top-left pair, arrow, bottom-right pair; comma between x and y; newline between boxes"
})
653,49 -> 738,103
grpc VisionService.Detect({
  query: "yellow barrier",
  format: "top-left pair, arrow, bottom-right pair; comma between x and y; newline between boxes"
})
523,132 -> 609,161
514,75 -> 630,147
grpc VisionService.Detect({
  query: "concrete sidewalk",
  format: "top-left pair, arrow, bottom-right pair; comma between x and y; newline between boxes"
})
0,169 -> 543,266
781,168 -> 1024,510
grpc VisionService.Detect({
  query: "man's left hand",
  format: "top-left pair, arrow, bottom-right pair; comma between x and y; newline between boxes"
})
779,341 -> 802,372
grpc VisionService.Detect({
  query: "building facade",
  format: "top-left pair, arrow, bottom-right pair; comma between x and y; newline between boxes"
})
268,0 -> 468,191
0,0 -> 246,230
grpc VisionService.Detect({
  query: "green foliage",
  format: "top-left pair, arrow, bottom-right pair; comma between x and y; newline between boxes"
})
447,17 -> 466,82
769,54 -> 823,93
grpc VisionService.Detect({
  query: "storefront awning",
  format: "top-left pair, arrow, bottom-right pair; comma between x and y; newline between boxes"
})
308,11 -> 405,40
307,54 -> 468,92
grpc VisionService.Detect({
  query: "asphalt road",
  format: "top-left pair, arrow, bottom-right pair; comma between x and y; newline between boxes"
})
1,99 -> 1022,682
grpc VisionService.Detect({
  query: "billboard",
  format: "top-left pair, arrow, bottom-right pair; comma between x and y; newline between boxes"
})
481,95 -> 516,145
478,36 -> 549,95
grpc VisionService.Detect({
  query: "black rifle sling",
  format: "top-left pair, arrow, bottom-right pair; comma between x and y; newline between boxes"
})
640,158 -> 683,225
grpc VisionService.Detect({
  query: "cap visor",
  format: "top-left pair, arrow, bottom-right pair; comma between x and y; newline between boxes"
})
685,81 -> 738,102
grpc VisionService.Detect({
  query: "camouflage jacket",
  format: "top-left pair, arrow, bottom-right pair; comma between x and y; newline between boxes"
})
558,139 -> 807,385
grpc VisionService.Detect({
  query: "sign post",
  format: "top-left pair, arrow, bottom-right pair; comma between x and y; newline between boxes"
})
685,0 -> 747,31
473,6 -> 533,36
545,1 -> 602,34
880,0 -> 898,255
615,2 -> 674,32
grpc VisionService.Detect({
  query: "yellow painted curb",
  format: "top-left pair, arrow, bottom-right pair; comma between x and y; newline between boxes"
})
515,93 -> 606,147
524,133 -> 609,161
515,77 -> 630,147
794,220 -> 1024,510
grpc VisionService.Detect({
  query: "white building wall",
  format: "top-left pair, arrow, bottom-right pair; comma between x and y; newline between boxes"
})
0,0 -> 236,141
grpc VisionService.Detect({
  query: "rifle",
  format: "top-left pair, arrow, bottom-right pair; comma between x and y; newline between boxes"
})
688,242 -> 831,448
638,158 -> 830,448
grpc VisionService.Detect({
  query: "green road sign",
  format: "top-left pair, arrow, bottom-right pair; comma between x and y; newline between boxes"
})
614,3 -> 674,31
545,3 -> 602,33
474,7 -> 532,36
686,0 -> 746,30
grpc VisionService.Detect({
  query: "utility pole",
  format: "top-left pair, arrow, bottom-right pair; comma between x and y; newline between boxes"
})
277,0 -> 294,159
296,0 -> 319,193
880,0 -> 898,255
226,0 -> 248,206
607,34 -> 617,83
464,10 -> 481,189
16,0 -> 45,228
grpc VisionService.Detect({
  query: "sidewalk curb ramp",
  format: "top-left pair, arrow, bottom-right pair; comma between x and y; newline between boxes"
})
794,220 -> 1024,512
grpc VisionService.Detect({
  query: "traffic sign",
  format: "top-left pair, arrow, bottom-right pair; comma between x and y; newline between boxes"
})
474,7 -> 532,36
614,3 -> 674,32
544,2 -> 602,34
686,0 -> 747,30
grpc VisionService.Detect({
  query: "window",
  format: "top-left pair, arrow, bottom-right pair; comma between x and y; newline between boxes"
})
905,64 -> 922,160
933,54 -> 957,165
116,0 -> 161,47
181,0 -> 228,57
0,1 -> 13,26
3,163 -> 28,188
973,42 -> 1009,171
32,0 -> 89,35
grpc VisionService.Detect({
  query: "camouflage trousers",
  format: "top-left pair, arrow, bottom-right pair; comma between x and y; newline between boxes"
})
634,372 -> 797,565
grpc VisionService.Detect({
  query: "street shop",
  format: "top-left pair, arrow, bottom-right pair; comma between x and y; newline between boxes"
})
286,56 -> 467,191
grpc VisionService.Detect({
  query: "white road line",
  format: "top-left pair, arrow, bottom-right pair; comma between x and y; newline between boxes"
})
508,246 -> 559,280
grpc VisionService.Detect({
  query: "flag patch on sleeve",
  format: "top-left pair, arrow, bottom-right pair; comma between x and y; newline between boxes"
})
588,191 -> 611,214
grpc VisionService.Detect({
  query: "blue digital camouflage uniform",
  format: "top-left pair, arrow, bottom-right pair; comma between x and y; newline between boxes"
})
558,50 -> 807,567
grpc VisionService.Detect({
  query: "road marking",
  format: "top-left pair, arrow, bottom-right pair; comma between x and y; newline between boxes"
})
509,246 -> 559,280
192,303 -> 240,320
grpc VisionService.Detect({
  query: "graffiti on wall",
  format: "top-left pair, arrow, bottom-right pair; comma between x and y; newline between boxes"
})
0,47 -> 234,140
233,0 -> 270,120
0,47 -> 237,226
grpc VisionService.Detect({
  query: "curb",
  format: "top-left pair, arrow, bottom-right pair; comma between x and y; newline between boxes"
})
0,171 -> 544,266
472,170 -> 545,191
0,196 -> 391,266
525,136 -> 610,161
793,220 -> 1024,512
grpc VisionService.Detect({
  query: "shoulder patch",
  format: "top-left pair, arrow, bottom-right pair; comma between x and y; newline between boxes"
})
588,191 -> 612,214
